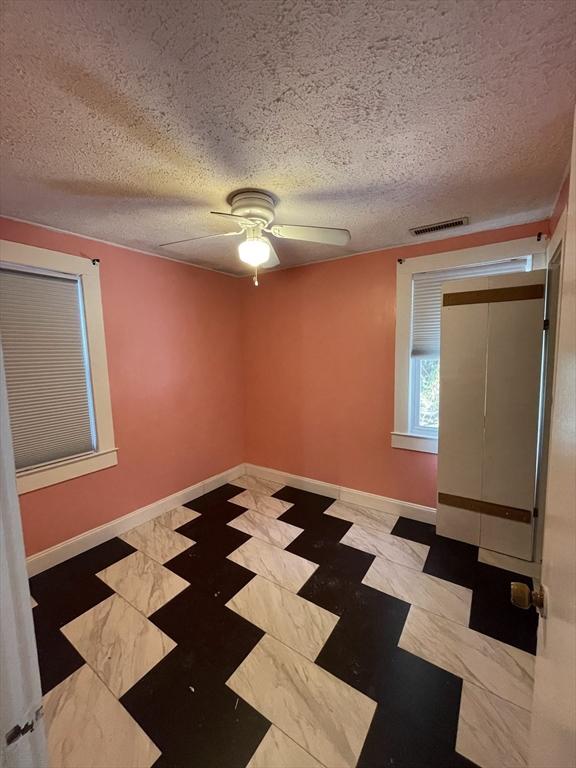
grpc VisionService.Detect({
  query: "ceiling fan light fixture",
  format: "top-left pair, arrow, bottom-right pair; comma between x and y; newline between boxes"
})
238,236 -> 270,267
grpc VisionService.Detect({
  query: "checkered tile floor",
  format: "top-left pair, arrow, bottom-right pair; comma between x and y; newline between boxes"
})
31,476 -> 539,768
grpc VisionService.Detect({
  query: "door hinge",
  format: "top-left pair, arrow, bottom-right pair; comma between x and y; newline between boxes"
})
5,707 -> 43,747
543,318 -> 550,331
533,506 -> 539,518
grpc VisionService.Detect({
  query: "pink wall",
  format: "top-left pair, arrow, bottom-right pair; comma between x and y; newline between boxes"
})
241,220 -> 550,508
0,218 -> 245,555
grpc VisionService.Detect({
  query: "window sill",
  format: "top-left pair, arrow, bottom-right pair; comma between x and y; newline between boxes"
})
16,448 -> 118,494
391,432 -> 438,454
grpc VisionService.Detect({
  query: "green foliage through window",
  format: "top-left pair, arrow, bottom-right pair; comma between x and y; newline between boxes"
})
418,359 -> 439,428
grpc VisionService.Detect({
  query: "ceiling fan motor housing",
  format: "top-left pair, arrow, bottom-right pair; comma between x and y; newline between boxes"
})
229,190 -> 276,226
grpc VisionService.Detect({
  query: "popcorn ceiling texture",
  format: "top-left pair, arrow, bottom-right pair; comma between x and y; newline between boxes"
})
0,0 -> 574,274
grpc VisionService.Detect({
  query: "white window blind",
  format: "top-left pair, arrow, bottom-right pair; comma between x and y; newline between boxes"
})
411,257 -> 531,358
0,266 -> 96,470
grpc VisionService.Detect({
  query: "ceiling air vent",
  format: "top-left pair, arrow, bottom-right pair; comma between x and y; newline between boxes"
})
409,216 -> 470,237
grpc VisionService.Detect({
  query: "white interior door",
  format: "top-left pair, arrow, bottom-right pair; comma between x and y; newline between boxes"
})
0,346 -> 47,768
479,292 -> 544,559
437,270 -> 545,558
528,116 -> 576,768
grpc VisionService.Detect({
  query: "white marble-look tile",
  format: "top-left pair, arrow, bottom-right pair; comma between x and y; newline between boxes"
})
325,500 -> 398,535
227,575 -> 338,660
227,634 -> 376,768
156,505 -> 201,530
230,490 -> 293,518
228,537 -> 318,593
119,518 -> 193,563
456,681 -> 531,767
247,725 -> 324,768
363,557 -> 472,626
233,474 -> 284,495
43,665 -> 160,768
228,509 -> 303,549
340,524 -> 429,571
97,551 -> 189,616
399,606 -> 535,710
61,594 -> 176,697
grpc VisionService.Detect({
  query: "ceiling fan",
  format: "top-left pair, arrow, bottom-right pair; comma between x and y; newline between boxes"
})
158,189 -> 351,277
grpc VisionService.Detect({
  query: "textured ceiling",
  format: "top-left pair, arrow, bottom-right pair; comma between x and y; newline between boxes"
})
1,0 -> 575,275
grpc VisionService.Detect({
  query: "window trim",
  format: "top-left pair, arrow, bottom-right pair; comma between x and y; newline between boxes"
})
393,236 -> 546,454
0,240 -> 117,493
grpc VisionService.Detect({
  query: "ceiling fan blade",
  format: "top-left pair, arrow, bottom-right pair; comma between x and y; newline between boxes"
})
210,211 -> 253,226
268,224 -> 350,246
262,237 -> 280,269
158,230 -> 241,248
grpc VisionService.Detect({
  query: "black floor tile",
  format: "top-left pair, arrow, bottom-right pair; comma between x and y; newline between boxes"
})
391,517 -> 437,547
315,585 -> 410,701
165,548 -> 255,603
298,566 -> 362,616
149,586 -> 263,676
29,574 -> 114,629
183,484 -> 244,513
168,523 -> 250,563
177,501 -> 250,540
357,648 -> 466,768
469,563 -> 538,654
33,606 -> 84,695
122,647 -> 269,768
294,535 -> 374,615
278,503 -> 342,531
285,518 -> 353,559
273,485 -> 335,513
29,537 -> 134,607
423,535 -> 479,589
324,542 -> 375,580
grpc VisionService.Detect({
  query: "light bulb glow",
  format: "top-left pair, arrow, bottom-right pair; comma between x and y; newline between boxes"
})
238,237 -> 270,267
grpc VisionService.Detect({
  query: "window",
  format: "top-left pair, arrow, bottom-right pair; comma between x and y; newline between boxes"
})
0,266 -> 97,469
392,236 -> 546,454
0,241 -> 117,493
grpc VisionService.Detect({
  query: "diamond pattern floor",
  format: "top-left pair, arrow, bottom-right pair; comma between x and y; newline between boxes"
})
30,477 -> 539,768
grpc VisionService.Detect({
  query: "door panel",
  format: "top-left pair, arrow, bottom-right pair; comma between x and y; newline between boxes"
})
479,515 -> 533,560
437,303 -> 488,500
482,298 -> 544,510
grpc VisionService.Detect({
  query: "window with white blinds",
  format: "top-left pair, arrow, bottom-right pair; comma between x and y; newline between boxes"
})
0,266 -> 96,471
410,257 -> 531,358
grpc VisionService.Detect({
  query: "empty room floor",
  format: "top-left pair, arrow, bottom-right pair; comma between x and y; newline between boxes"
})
30,476 -> 539,768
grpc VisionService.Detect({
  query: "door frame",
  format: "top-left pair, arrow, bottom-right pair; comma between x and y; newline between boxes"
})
0,345 -> 47,768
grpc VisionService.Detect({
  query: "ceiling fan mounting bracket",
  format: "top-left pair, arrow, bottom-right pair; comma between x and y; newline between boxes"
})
228,189 -> 276,227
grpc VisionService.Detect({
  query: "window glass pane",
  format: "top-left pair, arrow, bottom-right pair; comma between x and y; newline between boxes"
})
418,358 -> 440,428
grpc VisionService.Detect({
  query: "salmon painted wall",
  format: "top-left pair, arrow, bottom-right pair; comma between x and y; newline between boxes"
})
241,220 -> 550,508
0,218 -> 245,556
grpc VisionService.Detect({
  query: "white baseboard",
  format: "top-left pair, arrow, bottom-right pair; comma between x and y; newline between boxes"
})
244,463 -> 436,524
27,462 -> 435,576
26,464 -> 245,576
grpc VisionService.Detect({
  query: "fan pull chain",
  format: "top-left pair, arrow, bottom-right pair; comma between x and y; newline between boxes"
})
253,266 -> 259,287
